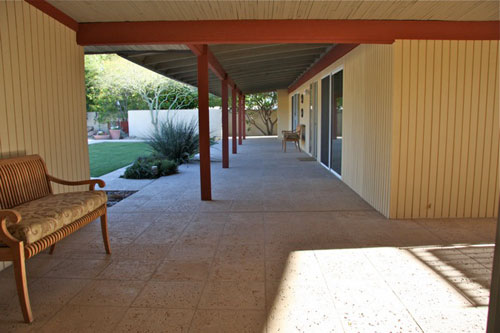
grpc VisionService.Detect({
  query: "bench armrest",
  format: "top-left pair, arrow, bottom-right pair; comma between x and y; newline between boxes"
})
47,175 -> 106,191
0,209 -> 22,246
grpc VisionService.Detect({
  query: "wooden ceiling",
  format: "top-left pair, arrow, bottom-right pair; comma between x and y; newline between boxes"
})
49,1 -> 498,22
111,44 -> 333,95
85,45 -> 189,54
74,1 -> 497,95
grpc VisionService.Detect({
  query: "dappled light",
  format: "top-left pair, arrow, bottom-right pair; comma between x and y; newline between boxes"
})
266,244 -> 492,332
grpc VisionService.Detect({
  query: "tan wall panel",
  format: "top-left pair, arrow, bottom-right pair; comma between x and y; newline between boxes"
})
342,45 -> 393,217
276,89 -> 290,139
0,1 -> 89,270
288,44 -> 393,217
390,40 -> 499,219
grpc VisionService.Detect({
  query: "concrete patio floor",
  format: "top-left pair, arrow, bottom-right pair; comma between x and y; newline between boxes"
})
0,138 -> 495,332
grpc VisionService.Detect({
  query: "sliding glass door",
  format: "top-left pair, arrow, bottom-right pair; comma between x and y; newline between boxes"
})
319,69 -> 343,176
309,82 -> 318,158
330,70 -> 343,176
320,76 -> 330,166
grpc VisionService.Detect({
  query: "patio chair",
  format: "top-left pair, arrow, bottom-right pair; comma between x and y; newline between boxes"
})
282,124 -> 302,152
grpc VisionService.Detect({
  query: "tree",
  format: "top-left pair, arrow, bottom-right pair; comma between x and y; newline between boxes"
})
133,79 -> 197,129
244,92 -> 278,135
85,54 -> 200,128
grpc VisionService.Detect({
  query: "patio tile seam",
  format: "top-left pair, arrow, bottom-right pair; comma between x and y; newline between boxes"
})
185,217 -> 228,332
362,249 -> 449,332
310,250 -> 347,333
121,217 -> 201,316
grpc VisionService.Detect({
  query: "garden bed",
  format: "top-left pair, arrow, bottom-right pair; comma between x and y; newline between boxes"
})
106,190 -> 138,207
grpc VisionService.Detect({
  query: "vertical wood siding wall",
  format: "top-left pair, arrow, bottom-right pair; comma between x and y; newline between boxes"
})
0,2 -> 89,269
342,45 -> 393,216
288,44 -> 393,217
390,40 -> 499,219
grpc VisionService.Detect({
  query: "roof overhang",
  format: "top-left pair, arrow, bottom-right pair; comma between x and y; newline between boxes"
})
26,0 -> 500,95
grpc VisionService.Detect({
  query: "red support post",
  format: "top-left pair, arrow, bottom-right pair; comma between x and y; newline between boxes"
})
238,93 -> 243,145
221,78 -> 229,168
196,45 -> 212,200
232,88 -> 237,154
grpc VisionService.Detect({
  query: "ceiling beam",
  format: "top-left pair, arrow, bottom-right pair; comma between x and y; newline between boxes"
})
213,45 -> 329,61
77,20 -> 500,45
25,0 -> 78,32
224,60 -> 316,72
288,44 -> 359,93
210,43 -> 329,54
223,53 -> 320,68
187,44 -> 240,94
162,66 -> 198,76
154,58 -> 197,71
142,52 -> 194,65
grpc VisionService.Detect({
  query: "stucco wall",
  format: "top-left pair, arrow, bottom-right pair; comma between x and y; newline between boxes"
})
0,1 -> 89,269
276,89 -> 290,139
390,40 -> 499,219
128,108 -> 222,138
228,111 -> 277,137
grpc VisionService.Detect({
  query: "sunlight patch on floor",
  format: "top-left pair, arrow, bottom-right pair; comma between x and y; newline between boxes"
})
266,246 -> 491,332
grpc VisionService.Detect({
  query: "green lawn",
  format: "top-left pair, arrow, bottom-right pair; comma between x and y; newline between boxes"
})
89,142 -> 152,177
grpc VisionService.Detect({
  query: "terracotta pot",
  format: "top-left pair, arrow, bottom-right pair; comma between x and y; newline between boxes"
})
93,134 -> 110,140
109,129 -> 121,140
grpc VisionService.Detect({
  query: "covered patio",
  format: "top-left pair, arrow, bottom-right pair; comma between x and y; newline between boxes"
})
0,138 -> 495,332
1,0 -> 499,331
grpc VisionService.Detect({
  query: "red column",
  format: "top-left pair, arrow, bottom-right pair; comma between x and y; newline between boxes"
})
243,95 -> 246,140
221,78 -> 229,168
238,93 -> 243,145
232,88 -> 237,154
197,45 -> 211,200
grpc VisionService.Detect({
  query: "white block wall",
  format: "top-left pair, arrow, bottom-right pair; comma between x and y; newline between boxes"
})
128,108 -> 222,139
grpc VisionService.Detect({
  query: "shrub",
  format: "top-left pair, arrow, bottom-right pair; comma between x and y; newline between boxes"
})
123,156 -> 178,179
148,117 -> 199,164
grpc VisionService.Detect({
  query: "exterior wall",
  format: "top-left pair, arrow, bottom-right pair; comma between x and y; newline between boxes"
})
276,89 -> 290,139
288,44 -> 393,217
343,45 -> 393,217
86,112 -> 108,132
0,1 -> 89,269
390,40 -> 499,219
128,108 -> 222,138
228,111 -> 277,137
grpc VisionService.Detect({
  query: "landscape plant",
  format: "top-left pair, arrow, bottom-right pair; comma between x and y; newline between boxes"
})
147,117 -> 199,164
85,54 -> 221,129
244,92 -> 278,135
123,156 -> 178,179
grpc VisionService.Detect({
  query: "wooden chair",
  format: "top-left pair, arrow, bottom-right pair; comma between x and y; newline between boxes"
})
0,155 -> 110,323
282,125 -> 302,152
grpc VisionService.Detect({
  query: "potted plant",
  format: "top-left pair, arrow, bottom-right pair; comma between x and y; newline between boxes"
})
109,125 -> 121,140
93,130 -> 110,140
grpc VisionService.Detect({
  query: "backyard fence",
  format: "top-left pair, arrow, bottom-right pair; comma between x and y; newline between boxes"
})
87,108 -> 275,139
128,108 -> 222,139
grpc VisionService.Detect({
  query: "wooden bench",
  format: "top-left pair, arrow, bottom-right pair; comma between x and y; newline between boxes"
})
0,155 -> 111,323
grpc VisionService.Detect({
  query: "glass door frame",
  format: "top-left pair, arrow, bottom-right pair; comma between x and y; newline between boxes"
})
329,66 -> 343,179
319,66 -> 344,179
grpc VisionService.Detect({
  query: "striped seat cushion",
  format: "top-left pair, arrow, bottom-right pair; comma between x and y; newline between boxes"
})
7,191 -> 107,244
